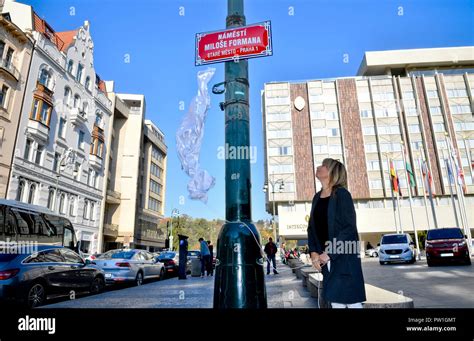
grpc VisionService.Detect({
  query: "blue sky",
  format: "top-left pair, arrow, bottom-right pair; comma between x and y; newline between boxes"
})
23,0 -> 474,221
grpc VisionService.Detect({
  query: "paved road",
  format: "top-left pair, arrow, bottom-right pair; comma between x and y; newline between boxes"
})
41,257 -> 473,309
42,258 -> 316,309
361,257 -> 474,308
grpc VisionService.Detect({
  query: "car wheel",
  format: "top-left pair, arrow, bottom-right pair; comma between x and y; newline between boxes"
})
135,272 -> 144,286
373,252 -> 378,258
27,282 -> 46,308
160,267 -> 166,280
90,276 -> 105,294
464,257 -> 472,266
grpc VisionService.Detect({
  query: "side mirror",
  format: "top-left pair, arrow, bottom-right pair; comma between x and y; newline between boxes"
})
377,243 -> 380,247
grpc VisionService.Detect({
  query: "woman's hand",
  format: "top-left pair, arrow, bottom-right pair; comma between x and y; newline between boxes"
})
319,252 -> 330,265
310,252 -> 322,271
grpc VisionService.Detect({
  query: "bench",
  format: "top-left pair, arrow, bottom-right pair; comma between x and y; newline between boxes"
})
301,267 -> 320,287
295,265 -> 312,279
306,274 -> 414,308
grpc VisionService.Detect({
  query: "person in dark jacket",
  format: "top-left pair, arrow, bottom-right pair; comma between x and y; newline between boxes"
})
206,240 -> 214,276
264,237 -> 279,275
307,158 -> 366,308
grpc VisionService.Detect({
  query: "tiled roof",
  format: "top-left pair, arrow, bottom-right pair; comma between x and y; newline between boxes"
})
56,30 -> 78,52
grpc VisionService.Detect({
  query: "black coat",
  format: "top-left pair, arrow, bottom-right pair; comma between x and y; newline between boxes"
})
307,187 -> 366,304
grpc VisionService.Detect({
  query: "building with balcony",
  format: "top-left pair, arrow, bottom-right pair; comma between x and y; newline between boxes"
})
2,0 -> 113,255
262,46 -> 474,248
0,12 -> 33,198
101,86 -> 167,252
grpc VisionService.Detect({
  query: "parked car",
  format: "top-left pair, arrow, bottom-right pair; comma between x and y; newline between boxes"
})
94,249 -> 165,286
186,250 -> 201,274
0,245 -> 105,308
155,251 -> 179,278
365,246 -> 380,258
379,233 -> 416,265
425,228 -> 471,266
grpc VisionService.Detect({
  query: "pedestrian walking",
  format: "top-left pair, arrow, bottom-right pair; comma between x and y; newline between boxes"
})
264,237 -> 279,275
199,238 -> 211,277
307,158 -> 366,308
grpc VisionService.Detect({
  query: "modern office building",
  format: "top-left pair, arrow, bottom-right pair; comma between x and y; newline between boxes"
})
262,46 -> 474,248
2,1 -> 113,255
0,12 -> 33,199
102,88 -> 167,252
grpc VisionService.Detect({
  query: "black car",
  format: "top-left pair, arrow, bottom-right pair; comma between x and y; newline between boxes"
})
0,245 -> 105,307
155,251 -> 179,278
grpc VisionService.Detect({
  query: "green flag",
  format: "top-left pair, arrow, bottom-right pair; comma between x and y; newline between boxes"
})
406,161 -> 415,188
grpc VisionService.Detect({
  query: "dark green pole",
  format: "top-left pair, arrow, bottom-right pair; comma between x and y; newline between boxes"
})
213,0 -> 267,308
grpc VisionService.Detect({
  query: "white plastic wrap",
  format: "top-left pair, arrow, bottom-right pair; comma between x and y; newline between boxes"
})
176,68 -> 216,203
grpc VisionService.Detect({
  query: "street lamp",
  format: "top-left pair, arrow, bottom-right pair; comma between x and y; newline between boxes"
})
169,208 -> 179,251
263,173 -> 284,244
55,148 -> 77,212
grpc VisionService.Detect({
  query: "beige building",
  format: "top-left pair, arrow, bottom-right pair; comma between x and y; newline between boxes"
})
101,87 -> 167,252
0,12 -> 33,198
262,46 -> 474,249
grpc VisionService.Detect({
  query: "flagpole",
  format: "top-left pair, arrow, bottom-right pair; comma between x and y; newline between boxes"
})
445,134 -> 466,231
417,157 -> 432,231
422,158 -> 438,229
401,142 -> 421,259
386,154 -> 399,234
442,148 -> 460,228
396,171 -> 403,234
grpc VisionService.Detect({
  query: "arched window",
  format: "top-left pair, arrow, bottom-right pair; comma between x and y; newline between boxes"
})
69,196 -> 75,216
85,76 -> 91,91
73,94 -> 80,108
59,193 -> 66,214
90,202 -> 95,221
83,102 -> 89,115
16,180 -> 25,201
38,68 -> 51,88
28,183 -> 36,204
95,111 -> 102,127
47,188 -> 55,209
83,200 -> 89,219
64,87 -> 72,106
67,60 -> 74,74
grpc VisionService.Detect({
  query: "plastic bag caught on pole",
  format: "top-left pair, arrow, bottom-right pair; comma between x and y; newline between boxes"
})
176,68 -> 216,203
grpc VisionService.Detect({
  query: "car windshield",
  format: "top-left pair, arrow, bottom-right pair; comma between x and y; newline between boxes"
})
382,235 -> 408,244
97,250 -> 135,259
158,252 -> 176,260
427,229 -> 464,240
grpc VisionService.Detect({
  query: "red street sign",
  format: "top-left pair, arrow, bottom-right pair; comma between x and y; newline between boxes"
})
195,21 -> 272,66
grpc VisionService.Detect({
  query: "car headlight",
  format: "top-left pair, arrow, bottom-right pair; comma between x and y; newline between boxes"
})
455,241 -> 466,247
425,241 -> 432,248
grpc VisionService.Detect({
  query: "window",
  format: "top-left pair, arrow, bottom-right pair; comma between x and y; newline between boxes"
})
408,124 -> 420,133
446,89 -> 467,98
151,162 -> 162,178
148,197 -> 160,212
40,102 -> 51,124
329,128 -> 340,137
83,102 -> 89,115
402,91 -> 414,99
85,76 -> 91,91
30,98 -> 52,126
78,131 -> 85,150
363,126 -> 375,135
38,69 -> 51,88
83,200 -> 89,219
59,194 -> 66,214
429,106 -> 442,115
58,117 -> 66,139
0,41 -> 4,59
28,184 -> 36,204
450,105 -> 471,115
35,145 -> 44,165
150,179 -> 162,195
64,87 -> 71,106
42,249 -> 64,263
47,189 -> 55,210
369,179 -> 383,189
60,249 -> 83,264
329,145 -> 342,154
69,197 -> 75,216
87,169 -> 92,186
16,181 -> 25,201
360,109 -> 372,118
93,172 -> 98,188
76,64 -> 83,83
433,123 -> 445,132
267,130 -> 292,138
95,112 -> 102,127
24,139 -> 32,160
89,202 -> 95,221
0,85 -> 9,108
313,144 -> 328,154
73,94 -> 80,108
427,90 -> 438,98
67,60 -> 74,74
367,160 -> 380,171
74,163 -> 81,181
365,143 -> 378,153
53,152 -> 60,172
411,141 -> 423,150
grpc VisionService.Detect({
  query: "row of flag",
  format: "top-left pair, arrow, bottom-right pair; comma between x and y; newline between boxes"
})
388,141 -> 466,197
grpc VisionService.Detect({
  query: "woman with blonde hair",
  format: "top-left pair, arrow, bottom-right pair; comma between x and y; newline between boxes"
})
307,158 -> 366,308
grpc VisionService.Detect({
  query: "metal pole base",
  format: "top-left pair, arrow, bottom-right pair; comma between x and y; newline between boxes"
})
213,222 -> 267,308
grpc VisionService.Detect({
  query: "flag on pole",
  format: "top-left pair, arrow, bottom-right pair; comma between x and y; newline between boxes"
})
406,161 -> 416,188
421,160 -> 434,195
390,159 -> 402,196
446,159 -> 455,184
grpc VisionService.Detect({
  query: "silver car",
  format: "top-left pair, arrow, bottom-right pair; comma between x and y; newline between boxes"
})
94,249 -> 165,285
